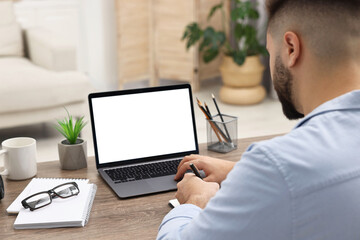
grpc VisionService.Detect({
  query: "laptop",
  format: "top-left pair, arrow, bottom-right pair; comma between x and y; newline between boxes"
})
88,84 -> 199,198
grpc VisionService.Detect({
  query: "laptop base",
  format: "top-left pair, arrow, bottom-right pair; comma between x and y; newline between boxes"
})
99,170 -> 177,198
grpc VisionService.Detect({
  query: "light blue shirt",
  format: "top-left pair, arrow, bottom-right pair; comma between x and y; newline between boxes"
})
157,90 -> 360,240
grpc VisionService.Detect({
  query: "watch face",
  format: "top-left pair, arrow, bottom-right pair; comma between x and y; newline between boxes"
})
0,175 -> 4,200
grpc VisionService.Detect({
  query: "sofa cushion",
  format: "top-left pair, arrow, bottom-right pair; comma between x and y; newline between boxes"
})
0,57 -> 92,114
0,1 -> 23,57
0,1 -> 16,25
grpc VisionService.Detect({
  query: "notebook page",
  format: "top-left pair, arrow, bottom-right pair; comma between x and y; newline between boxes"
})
7,178 -> 89,214
14,183 -> 93,229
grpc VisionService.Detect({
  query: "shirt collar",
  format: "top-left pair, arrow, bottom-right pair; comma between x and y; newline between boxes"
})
294,90 -> 360,128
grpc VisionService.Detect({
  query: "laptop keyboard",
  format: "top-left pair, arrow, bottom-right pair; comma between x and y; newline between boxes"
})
105,159 -> 182,183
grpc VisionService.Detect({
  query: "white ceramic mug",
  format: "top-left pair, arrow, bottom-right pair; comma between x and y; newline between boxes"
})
0,137 -> 37,180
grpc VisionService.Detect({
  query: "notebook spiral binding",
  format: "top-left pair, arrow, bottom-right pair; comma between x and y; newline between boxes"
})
83,184 -> 97,225
35,178 -> 88,183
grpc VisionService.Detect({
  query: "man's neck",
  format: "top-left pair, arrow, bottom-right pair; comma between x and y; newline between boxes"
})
300,61 -> 360,116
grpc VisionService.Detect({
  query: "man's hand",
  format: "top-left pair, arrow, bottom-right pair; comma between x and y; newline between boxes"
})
175,173 -> 220,209
175,154 -> 236,184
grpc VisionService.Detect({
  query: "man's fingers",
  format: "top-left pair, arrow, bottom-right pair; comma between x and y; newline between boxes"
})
203,176 -> 214,182
174,160 -> 205,180
175,156 -> 195,180
177,154 -> 200,171
174,161 -> 192,180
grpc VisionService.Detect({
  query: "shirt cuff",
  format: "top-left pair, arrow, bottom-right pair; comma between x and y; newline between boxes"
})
159,204 -> 202,231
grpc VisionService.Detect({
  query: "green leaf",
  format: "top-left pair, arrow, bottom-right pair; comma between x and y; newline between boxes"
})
182,23 -> 203,50
199,27 -> 225,63
224,43 -> 234,55
244,25 -> 257,45
231,7 -> 245,20
200,27 -> 216,50
203,27 -> 216,38
203,48 -> 219,63
207,3 -> 223,21
54,124 -> 67,139
248,9 -> 259,19
181,30 -> 189,41
234,23 -> 244,41
232,0 -> 258,20
217,32 -> 226,45
54,108 -> 87,144
232,51 -> 246,65
243,1 -> 252,11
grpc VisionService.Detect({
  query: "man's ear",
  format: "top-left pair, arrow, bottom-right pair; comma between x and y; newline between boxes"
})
283,31 -> 301,68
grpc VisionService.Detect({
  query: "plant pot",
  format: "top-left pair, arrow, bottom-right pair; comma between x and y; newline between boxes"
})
219,55 -> 266,105
58,139 -> 87,170
220,85 -> 266,105
220,55 -> 265,87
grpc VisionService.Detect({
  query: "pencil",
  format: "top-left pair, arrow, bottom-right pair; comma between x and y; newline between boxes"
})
197,99 -> 230,143
211,93 -> 232,143
204,102 -> 211,116
197,102 -> 223,142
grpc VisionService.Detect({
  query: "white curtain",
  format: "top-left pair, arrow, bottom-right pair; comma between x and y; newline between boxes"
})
78,0 -> 118,91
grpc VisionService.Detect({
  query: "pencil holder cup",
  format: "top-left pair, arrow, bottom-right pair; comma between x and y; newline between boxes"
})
206,114 -> 237,153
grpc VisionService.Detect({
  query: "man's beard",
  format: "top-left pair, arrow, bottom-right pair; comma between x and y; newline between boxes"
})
273,56 -> 304,120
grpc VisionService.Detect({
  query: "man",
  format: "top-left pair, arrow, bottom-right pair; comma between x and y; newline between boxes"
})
157,0 -> 360,239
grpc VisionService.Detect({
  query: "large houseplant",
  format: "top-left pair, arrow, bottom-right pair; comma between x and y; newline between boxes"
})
55,109 -> 88,170
182,0 -> 268,104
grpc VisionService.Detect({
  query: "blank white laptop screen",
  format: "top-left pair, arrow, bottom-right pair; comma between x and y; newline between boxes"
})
91,88 -> 197,164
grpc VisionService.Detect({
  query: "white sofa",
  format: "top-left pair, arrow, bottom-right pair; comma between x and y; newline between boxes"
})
0,1 -> 93,129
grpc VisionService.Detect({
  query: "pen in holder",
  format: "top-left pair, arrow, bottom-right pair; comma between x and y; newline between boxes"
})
206,114 -> 237,153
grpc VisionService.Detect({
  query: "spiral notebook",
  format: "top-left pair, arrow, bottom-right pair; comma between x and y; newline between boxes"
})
8,178 -> 97,229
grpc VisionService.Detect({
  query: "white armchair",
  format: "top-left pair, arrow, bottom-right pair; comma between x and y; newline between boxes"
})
0,1 -> 93,129
26,27 -> 77,72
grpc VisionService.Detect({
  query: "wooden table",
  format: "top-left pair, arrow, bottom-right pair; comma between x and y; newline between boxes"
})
0,135 -> 276,240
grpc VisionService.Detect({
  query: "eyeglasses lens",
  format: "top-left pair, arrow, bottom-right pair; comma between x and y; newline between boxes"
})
54,184 -> 79,197
26,193 -> 51,209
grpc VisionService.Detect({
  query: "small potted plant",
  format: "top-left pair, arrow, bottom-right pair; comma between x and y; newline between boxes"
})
182,0 -> 268,105
55,109 -> 87,170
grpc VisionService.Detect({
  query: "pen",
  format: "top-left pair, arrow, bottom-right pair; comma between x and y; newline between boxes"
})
189,163 -> 203,179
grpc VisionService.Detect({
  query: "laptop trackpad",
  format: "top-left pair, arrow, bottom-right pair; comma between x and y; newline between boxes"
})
113,175 -> 177,198
145,175 -> 177,191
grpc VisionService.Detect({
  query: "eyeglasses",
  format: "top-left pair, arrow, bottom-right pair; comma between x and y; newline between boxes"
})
21,182 -> 80,211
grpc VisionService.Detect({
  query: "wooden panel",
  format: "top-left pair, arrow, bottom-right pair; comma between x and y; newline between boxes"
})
153,0 -> 195,81
198,0 -> 226,81
116,0 -> 150,86
116,0 -> 228,90
153,0 -> 224,83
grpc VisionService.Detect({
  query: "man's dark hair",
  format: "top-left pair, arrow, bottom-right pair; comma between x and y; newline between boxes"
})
266,0 -> 360,26
266,0 -> 360,64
